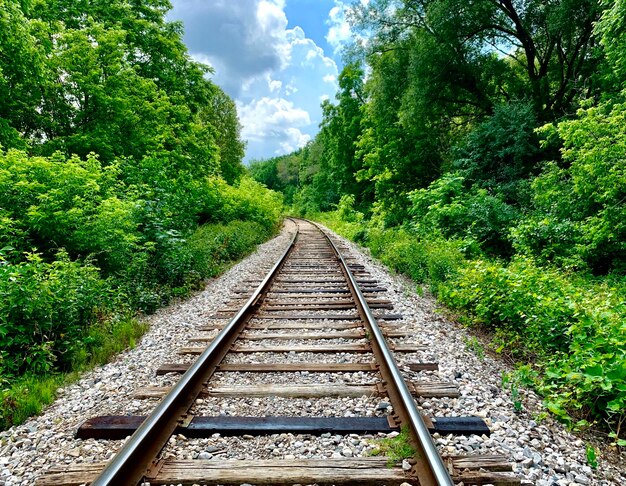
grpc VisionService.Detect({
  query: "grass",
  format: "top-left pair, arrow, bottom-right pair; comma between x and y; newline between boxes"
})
0,315 -> 147,430
369,427 -> 415,466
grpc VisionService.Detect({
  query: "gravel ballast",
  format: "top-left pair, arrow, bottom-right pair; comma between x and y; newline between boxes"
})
0,219 -> 624,485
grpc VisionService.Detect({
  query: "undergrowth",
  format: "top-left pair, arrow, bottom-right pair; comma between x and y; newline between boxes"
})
0,219 -> 279,430
315,211 -> 626,445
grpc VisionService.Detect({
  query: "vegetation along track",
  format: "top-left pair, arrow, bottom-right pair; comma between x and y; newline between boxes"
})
38,219 -> 520,485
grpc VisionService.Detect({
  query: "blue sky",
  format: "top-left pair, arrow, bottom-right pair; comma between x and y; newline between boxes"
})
168,0 -> 354,162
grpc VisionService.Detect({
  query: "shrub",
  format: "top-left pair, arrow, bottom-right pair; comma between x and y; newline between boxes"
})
0,251 -> 110,376
512,96 -> 626,274
0,150 -> 141,273
409,173 -> 519,257
203,176 -> 284,231
320,211 -> 626,433
188,221 -> 272,279
454,101 -> 540,204
440,256 -> 626,430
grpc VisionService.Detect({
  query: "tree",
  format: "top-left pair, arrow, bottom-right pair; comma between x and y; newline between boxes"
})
350,0 -> 603,122
354,46 -> 444,224
596,0 -> 626,88
200,86 -> 246,184
0,0 -> 46,149
318,62 -> 370,208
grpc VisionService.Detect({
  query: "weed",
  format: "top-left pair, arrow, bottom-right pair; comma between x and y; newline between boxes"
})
463,335 -> 485,360
369,427 -> 415,467
501,371 -> 524,412
585,444 -> 598,469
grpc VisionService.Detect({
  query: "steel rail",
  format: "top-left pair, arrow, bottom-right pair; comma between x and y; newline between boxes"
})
312,220 -> 454,486
91,222 -> 300,486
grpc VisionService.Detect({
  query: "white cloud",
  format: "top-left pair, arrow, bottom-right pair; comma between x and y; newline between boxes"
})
280,128 -> 312,154
239,97 -> 311,138
326,0 -> 371,55
326,3 -> 352,53
171,0 -> 339,161
268,79 -> 282,92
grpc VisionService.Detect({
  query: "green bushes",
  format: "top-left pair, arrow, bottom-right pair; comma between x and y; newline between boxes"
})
365,227 -> 466,292
188,221 -> 273,278
441,257 -> 626,432
409,174 -> 520,257
511,97 -> 626,274
0,150 -> 140,271
0,252 -> 109,376
0,147 -> 284,429
318,212 -> 625,437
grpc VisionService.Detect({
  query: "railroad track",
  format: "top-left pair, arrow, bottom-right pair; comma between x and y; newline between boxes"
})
39,219 -> 520,485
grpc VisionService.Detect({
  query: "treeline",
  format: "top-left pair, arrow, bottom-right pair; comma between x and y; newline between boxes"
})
0,0 -> 282,427
250,0 -> 626,439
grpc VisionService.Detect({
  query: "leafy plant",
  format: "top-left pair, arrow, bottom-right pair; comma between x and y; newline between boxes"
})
586,444 -> 598,469
369,427 -> 415,466
463,336 -> 485,360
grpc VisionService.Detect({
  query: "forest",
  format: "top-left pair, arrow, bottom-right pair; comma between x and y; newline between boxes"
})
0,0 -> 283,428
250,0 -> 626,442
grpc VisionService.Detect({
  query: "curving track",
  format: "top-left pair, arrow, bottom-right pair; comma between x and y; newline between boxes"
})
39,219 -> 519,485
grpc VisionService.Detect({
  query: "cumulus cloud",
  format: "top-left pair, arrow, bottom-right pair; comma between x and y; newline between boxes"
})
239,97 -> 311,139
326,2 -> 352,53
326,0 -> 370,55
171,0 -> 339,160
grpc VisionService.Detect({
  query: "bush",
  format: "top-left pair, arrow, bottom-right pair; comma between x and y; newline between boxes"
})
203,176 -> 284,231
409,173 -> 519,257
188,221 -> 273,278
440,257 -> 579,354
454,101 -> 540,204
512,97 -> 626,274
319,211 -> 626,434
440,256 -> 626,431
0,150 -> 140,273
0,251 -> 110,376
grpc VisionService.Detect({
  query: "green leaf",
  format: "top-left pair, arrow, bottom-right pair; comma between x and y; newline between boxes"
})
584,365 -> 604,377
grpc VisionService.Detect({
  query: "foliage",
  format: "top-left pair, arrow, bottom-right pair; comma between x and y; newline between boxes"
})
208,177 -> 284,230
0,252 -> 110,376
350,0 -> 603,122
0,315 -> 146,430
454,101 -> 540,205
512,96 -> 626,274
409,173 -> 519,257
321,214 -> 626,434
0,149 -> 139,272
586,444 -> 598,469
596,0 -> 626,86
187,221 -> 274,280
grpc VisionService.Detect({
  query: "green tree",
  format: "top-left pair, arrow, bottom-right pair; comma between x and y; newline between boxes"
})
596,0 -> 626,88
200,86 -> 246,184
0,0 -> 45,149
318,62 -> 370,209
454,101 -> 540,205
512,98 -> 626,273
350,0 -> 603,121
354,46 -> 444,225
